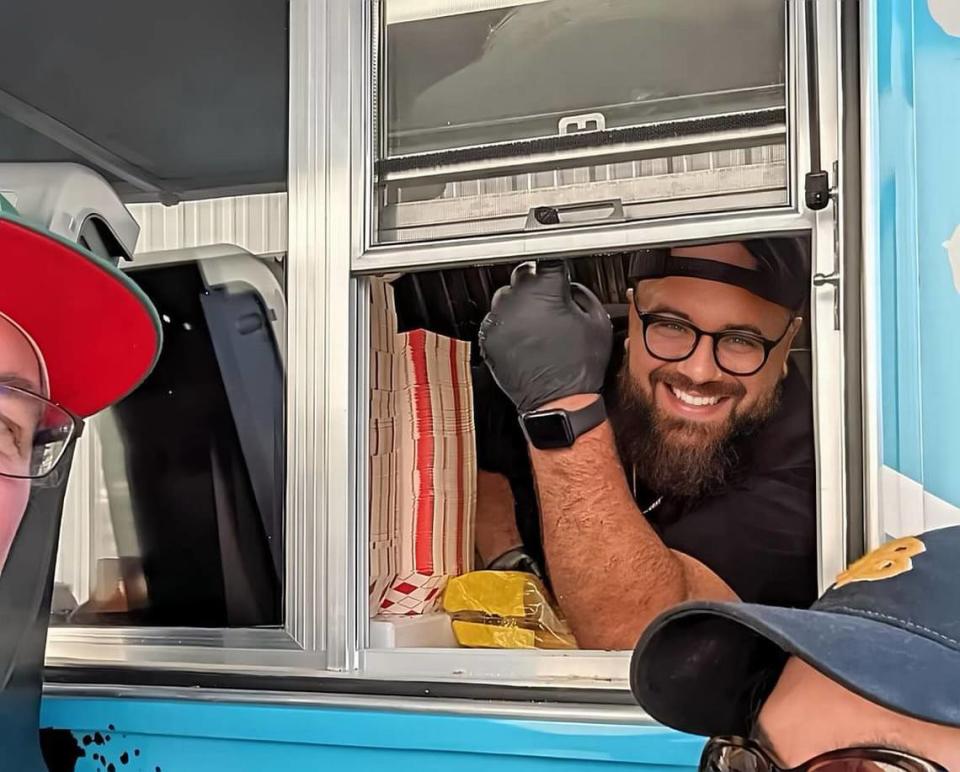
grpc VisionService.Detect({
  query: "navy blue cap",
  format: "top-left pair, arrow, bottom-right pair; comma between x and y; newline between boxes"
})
627,237 -> 809,311
630,525 -> 960,736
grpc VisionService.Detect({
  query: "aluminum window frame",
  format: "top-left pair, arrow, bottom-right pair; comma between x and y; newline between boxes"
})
858,0 -> 883,553
350,0 -> 849,686
46,0 -> 855,695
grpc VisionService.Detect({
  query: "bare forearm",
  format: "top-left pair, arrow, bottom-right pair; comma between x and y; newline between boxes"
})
531,402 -> 735,649
475,471 -> 523,566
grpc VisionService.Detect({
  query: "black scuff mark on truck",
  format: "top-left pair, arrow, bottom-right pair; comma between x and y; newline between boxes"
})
38,728 -> 85,772
40,725 -> 155,772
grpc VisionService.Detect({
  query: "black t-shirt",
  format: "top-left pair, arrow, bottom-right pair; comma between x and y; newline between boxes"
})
633,367 -> 818,608
474,365 -> 818,610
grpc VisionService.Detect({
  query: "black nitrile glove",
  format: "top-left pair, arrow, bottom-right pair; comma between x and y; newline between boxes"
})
478,260 -> 613,413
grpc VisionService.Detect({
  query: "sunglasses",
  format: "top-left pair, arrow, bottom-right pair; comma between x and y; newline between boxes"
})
701,736 -> 946,772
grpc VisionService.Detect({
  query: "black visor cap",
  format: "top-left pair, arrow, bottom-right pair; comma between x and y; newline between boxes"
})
627,237 -> 810,311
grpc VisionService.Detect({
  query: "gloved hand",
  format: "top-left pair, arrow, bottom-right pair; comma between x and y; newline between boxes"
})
478,260 -> 613,413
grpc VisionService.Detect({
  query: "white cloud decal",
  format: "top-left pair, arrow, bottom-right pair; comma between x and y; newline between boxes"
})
943,225 -> 960,293
929,0 -> 960,36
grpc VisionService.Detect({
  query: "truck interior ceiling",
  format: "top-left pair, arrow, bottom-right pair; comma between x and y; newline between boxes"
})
0,0 -> 289,204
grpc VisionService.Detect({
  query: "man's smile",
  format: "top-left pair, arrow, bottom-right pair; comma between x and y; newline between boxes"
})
655,381 -> 735,423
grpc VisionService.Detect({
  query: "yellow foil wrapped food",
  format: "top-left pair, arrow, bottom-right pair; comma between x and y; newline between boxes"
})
443,571 -> 578,649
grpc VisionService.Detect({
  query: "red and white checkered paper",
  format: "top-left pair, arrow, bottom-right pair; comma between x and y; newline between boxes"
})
369,279 -> 476,616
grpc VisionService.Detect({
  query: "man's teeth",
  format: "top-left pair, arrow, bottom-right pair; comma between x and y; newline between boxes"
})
670,386 -> 721,407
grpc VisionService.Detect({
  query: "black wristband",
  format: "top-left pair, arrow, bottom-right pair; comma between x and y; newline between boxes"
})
566,397 -> 607,440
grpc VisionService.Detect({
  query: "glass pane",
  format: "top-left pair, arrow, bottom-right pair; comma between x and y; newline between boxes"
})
42,2 -> 290,628
54,256 -> 286,628
374,0 -> 789,244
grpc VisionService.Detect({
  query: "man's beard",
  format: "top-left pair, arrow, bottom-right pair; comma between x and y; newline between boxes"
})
608,361 -> 782,501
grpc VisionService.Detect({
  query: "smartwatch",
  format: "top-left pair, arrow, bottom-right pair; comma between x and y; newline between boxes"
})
519,397 -> 606,450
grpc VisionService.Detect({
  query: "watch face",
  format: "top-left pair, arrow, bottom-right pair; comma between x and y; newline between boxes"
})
521,410 -> 575,449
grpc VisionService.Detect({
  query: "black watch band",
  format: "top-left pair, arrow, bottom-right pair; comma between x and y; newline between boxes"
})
486,547 -> 545,580
519,397 -> 606,450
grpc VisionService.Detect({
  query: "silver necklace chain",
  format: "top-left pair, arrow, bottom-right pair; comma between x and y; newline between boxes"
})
642,495 -> 664,516
631,465 -> 664,516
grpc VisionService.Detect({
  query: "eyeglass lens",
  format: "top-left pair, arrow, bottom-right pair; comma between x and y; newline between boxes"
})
808,760 -> 924,772
704,746 -> 770,772
643,317 -> 767,375
705,744 -> 929,772
0,386 -> 75,479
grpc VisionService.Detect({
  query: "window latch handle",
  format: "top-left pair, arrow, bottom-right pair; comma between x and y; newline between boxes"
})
813,270 -> 841,330
813,270 -> 839,287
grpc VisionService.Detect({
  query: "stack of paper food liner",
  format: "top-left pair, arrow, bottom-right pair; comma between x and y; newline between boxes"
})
369,278 -> 476,616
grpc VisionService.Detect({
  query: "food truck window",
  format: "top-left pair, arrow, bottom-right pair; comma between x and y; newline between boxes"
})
4,0 -> 295,631
366,238 -> 816,652
374,0 -> 789,244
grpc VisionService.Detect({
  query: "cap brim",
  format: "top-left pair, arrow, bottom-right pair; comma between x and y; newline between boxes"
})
630,600 -> 960,737
0,214 -> 161,417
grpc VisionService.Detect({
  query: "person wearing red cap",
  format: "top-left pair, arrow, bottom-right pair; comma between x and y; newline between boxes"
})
0,194 -> 160,571
0,193 -> 160,770
478,239 -> 815,650
0,312 -> 49,569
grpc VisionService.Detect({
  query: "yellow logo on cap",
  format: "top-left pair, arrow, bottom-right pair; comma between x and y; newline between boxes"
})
835,536 -> 926,588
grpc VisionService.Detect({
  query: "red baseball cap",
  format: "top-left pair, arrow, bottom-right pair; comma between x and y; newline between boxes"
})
0,194 -> 161,417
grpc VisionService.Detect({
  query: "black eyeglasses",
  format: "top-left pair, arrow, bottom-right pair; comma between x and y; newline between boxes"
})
0,384 -> 83,480
701,736 -> 946,772
633,299 -> 793,377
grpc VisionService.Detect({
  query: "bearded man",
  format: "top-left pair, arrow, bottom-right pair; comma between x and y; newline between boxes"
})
476,239 -> 816,650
